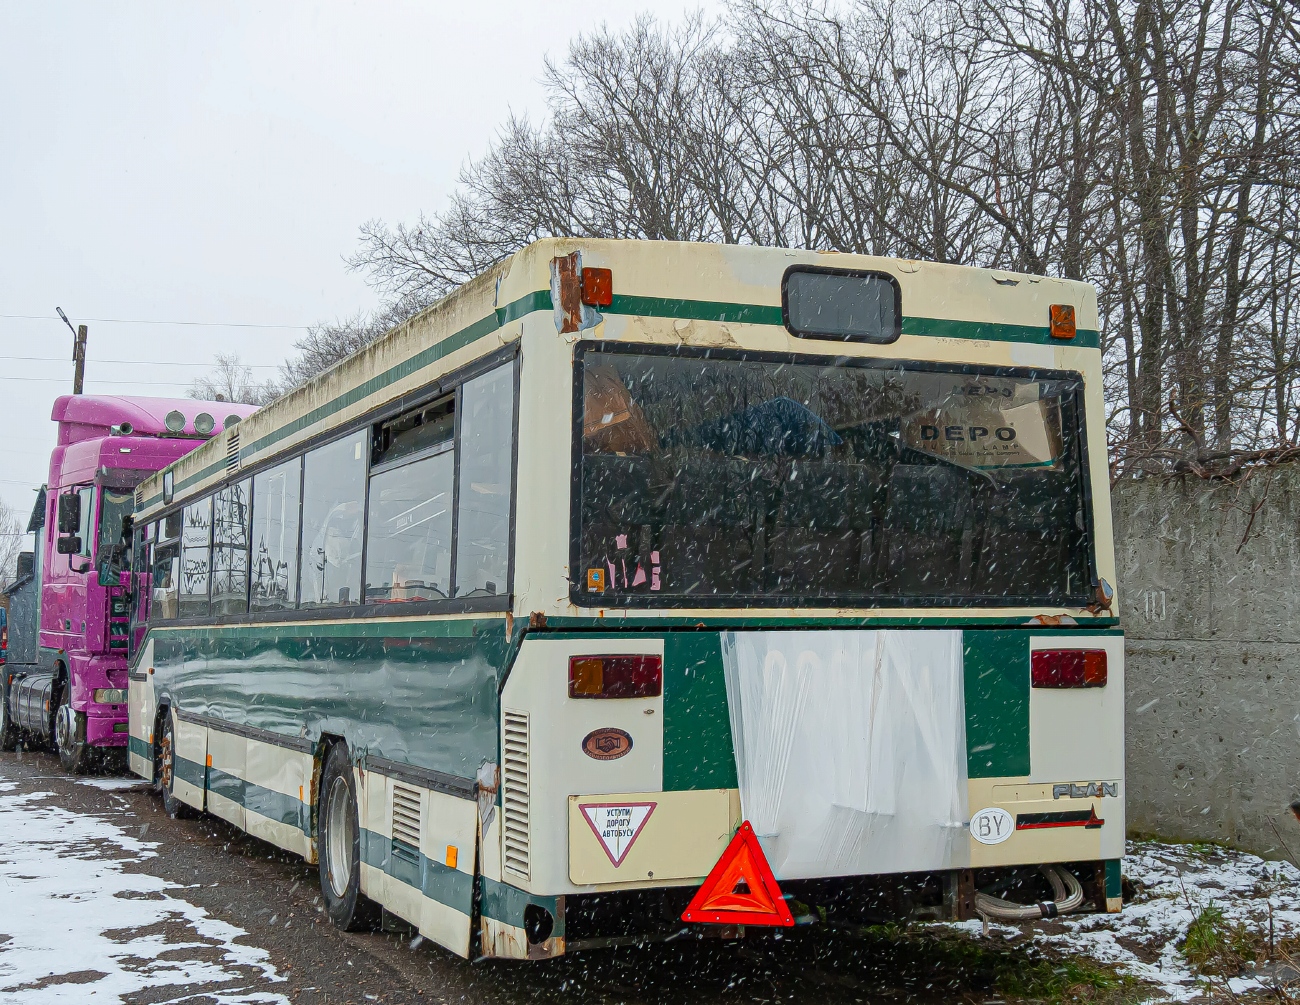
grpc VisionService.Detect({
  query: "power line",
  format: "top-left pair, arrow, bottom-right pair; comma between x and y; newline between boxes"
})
0,314 -> 309,330
0,354 -> 280,369
0,375 -> 190,386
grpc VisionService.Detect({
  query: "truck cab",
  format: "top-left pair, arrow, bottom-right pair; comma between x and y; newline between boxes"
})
6,395 -> 257,771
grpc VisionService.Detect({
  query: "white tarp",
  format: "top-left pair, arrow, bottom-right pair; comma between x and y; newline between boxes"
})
721,629 -> 969,879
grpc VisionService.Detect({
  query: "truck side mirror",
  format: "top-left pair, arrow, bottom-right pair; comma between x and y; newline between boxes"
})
56,535 -> 82,555
57,493 -> 81,534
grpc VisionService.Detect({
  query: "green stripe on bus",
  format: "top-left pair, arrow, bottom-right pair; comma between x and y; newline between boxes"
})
359,829 -> 475,915
128,735 -> 151,760
606,293 -> 783,327
142,284 -> 1099,511
479,876 -> 564,935
237,289 -> 549,463
963,630 -> 1031,778
174,753 -> 207,790
544,614 -> 1121,630
1105,858 -> 1122,899
148,616 -> 488,640
904,316 -> 1100,349
663,632 -> 738,791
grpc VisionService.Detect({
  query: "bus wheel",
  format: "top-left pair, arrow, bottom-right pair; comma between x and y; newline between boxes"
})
155,713 -> 194,819
318,743 -> 376,931
54,683 -> 92,774
0,679 -> 18,752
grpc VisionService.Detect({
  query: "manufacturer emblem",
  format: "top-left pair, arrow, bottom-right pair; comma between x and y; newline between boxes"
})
969,806 -> 1014,845
581,727 -> 633,760
1053,781 -> 1119,799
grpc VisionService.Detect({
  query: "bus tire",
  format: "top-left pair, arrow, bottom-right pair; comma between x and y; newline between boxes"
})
54,679 -> 92,774
318,743 -> 377,931
0,679 -> 18,752
155,712 -> 195,819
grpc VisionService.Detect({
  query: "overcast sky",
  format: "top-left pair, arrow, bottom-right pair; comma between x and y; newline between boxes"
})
0,1 -> 713,522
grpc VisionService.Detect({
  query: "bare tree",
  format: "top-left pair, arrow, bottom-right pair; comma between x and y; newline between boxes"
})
0,498 -> 29,589
188,353 -> 278,407
288,0 -> 1300,478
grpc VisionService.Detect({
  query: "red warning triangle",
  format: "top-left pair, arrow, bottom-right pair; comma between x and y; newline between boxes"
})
681,820 -> 794,927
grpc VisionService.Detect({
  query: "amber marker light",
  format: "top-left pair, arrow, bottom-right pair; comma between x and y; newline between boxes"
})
581,267 -> 613,306
1049,304 -> 1077,339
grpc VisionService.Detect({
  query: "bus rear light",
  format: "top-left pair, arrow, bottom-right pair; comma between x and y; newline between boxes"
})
1031,649 -> 1107,688
581,268 -> 613,307
569,655 -> 662,698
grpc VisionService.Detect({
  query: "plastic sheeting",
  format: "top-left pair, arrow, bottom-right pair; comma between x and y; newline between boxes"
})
721,630 -> 969,879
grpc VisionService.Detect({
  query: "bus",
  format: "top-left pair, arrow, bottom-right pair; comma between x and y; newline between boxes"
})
0,396 -> 256,769
126,238 -> 1123,960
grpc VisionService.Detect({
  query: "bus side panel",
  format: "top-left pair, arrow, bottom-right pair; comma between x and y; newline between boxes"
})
152,620 -> 505,787
244,735 -> 314,861
127,637 -> 156,781
205,723 -> 246,830
170,710 -> 207,811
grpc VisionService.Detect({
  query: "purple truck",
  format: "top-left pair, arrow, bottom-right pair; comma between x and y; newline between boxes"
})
0,395 -> 257,771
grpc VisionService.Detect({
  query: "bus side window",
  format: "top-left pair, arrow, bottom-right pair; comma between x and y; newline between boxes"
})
152,540 -> 180,621
212,479 -> 252,616
454,362 -> 515,598
251,458 -> 302,612
300,431 -> 367,608
129,523 -> 153,654
179,498 -> 213,619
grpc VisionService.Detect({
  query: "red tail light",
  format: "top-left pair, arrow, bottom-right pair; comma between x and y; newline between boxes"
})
1031,649 -> 1107,688
569,655 -> 662,698
0,626 -> 7,649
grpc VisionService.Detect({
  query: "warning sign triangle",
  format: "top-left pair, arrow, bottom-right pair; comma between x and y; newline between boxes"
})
681,820 -> 794,927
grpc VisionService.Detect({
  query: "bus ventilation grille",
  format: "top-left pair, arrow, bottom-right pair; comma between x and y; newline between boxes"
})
134,486 -> 144,509
225,430 -> 241,473
502,709 -> 531,880
391,783 -> 422,851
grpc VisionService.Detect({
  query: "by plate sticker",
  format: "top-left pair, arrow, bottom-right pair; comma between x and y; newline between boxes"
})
969,806 -> 1015,845
579,802 -> 656,866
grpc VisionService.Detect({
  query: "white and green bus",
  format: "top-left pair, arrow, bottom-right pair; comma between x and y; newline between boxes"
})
126,238 -> 1123,960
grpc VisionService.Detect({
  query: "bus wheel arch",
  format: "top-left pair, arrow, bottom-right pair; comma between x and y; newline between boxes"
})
316,739 -> 377,931
154,704 -> 194,819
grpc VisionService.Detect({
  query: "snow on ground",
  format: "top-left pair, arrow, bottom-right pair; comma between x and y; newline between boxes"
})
0,779 -> 290,1004
71,777 -> 151,792
956,839 -> 1300,1002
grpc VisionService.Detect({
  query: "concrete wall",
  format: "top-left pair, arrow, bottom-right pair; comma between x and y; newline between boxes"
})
1115,468 -> 1300,863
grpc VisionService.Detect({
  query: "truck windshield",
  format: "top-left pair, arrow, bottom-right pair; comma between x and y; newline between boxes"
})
96,488 -> 134,580
574,344 -> 1094,607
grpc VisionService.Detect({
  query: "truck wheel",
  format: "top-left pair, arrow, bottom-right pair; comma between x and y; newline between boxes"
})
155,712 -> 195,819
0,679 -> 17,752
54,683 -> 92,774
318,743 -> 377,931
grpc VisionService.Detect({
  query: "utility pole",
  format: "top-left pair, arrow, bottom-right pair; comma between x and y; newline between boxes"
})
56,308 -> 87,394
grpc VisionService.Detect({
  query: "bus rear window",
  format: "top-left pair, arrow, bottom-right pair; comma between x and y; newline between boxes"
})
783,267 -> 900,343
573,345 -> 1093,607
